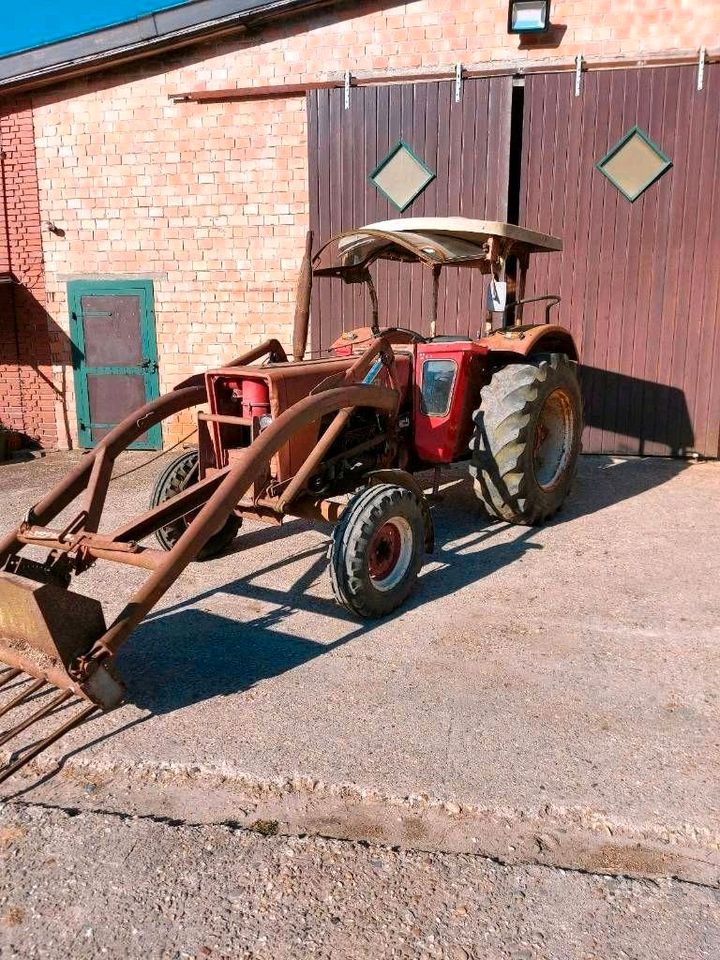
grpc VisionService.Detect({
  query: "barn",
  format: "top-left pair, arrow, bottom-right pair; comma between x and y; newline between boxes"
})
0,0 -> 718,457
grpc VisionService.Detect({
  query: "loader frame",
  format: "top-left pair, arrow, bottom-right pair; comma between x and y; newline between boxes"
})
0,337 -> 401,781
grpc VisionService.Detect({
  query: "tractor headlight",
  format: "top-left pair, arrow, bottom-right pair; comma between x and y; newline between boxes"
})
258,414 -> 273,431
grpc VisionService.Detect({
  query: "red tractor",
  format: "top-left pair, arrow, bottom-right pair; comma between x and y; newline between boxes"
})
0,218 -> 582,778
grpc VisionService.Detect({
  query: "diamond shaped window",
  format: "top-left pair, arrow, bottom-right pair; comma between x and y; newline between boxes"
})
596,125 -> 672,202
369,140 -> 435,212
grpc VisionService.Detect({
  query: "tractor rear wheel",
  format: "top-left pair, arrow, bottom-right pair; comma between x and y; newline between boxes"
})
330,483 -> 425,618
469,353 -> 583,525
151,450 -> 241,559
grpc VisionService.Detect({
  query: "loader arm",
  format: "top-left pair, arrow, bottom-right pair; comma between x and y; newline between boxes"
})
0,339 -> 292,779
0,331 -> 398,783
0,338 -> 288,567
84,381 -> 398,668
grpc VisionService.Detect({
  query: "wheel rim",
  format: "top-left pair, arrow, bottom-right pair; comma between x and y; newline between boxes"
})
367,517 -> 414,592
532,388 -> 575,490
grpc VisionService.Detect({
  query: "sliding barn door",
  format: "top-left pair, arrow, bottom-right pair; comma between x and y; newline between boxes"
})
519,65 -> 720,457
308,77 -> 513,351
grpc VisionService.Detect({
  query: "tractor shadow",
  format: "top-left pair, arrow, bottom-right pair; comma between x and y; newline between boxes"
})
0,453 -> 686,788
116,453 -> 687,716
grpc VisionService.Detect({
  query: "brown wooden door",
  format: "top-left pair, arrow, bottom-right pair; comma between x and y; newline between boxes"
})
519,65 -> 720,458
308,77 -> 513,352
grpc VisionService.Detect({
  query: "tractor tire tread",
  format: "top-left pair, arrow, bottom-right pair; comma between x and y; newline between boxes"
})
469,353 -> 583,526
330,483 -> 424,619
151,449 -> 240,559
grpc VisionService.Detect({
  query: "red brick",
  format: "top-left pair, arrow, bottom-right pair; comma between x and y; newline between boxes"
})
3,0 -> 717,448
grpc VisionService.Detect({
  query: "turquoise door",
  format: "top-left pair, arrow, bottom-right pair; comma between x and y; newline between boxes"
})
68,280 -> 161,450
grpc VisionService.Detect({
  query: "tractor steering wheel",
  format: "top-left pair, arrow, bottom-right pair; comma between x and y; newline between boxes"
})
380,326 -> 428,344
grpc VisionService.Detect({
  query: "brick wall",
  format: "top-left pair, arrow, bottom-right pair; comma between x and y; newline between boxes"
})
28,0 -> 720,447
0,100 -> 57,448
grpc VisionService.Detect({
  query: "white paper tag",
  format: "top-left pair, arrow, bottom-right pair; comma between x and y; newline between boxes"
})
486,279 -> 507,314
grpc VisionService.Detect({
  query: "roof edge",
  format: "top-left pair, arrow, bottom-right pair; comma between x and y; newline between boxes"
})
0,0 -> 332,95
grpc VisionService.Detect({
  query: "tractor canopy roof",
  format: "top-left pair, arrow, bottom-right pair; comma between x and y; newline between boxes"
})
312,217 -> 562,277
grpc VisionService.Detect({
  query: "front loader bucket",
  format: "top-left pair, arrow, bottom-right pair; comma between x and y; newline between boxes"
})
0,572 -> 125,784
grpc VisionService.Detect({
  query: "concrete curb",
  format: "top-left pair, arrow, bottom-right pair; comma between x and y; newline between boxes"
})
3,758 -> 718,889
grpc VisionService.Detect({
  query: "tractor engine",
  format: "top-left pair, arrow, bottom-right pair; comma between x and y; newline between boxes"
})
201,355 -> 402,494
306,406 -> 391,496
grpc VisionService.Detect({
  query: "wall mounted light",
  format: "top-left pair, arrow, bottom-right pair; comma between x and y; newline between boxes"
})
507,0 -> 551,34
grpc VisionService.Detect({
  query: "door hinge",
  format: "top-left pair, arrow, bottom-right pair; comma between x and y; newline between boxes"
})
574,55 -> 584,97
697,46 -> 706,92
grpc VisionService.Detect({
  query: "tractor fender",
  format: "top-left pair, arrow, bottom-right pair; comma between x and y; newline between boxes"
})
364,468 -> 435,553
479,324 -> 579,362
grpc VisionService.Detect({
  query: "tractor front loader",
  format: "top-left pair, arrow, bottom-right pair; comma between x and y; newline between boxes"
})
0,217 -> 582,782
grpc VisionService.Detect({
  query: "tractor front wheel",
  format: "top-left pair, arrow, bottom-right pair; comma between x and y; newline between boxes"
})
151,450 -> 241,559
469,353 -> 583,525
330,483 -> 426,618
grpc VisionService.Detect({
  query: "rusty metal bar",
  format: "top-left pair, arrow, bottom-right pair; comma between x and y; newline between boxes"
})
0,459 -> 93,565
0,342 -> 282,570
0,669 -> 21,689
168,51 -> 720,106
82,447 -> 115,533
171,80 -> 342,103
0,648 -> 85,697
13,529 -> 164,569
169,69 -> 508,103
86,545 -> 164,570
287,496 -> 345,524
305,338 -> 389,395
198,413 -> 253,427
351,337 -> 393,381
83,384 -> 399,665
0,384 -> 206,567
278,407 -> 353,510
293,229 -> 313,361
0,678 -> 46,719
0,701 -> 100,785
231,494 -> 344,524
109,467 -> 230,543
174,339 -> 288,389
0,689 -> 72,748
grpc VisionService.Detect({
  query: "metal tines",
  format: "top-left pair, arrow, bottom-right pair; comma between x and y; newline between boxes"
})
0,667 -> 100,784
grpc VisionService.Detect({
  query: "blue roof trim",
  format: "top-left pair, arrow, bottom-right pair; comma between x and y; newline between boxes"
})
0,2 -> 192,58
0,0 -> 328,90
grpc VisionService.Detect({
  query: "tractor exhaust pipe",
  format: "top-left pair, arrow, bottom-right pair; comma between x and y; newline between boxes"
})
292,229 -> 313,361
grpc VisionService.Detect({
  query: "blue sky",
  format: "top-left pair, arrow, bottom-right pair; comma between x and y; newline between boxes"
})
0,1 -> 191,57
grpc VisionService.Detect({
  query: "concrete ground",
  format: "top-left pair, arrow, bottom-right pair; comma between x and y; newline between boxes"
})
0,451 -> 717,955
0,803 -> 717,960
